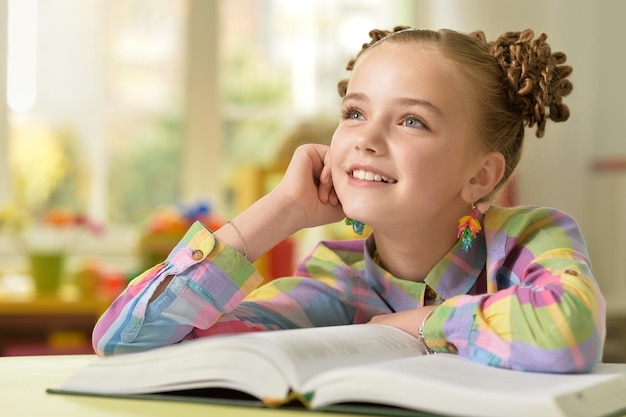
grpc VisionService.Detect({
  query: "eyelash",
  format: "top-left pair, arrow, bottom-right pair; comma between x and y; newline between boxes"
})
341,106 -> 428,130
341,106 -> 363,120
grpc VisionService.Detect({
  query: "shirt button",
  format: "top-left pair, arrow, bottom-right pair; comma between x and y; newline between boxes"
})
425,286 -> 437,301
191,249 -> 204,260
445,343 -> 458,354
564,269 -> 579,276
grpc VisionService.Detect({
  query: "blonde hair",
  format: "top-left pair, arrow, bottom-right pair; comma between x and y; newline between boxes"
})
338,27 -> 573,200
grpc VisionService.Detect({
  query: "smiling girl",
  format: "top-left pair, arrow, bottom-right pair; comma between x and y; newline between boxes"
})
93,27 -> 605,373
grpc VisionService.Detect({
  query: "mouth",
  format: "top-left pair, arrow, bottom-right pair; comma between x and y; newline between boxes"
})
351,169 -> 397,184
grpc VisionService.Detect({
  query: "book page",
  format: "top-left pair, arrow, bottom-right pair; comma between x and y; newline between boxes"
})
57,324 -> 423,402
59,334 -> 292,400
306,354 -> 626,417
242,324 -> 425,388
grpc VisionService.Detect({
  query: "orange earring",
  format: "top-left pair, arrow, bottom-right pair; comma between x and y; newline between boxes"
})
457,204 -> 482,252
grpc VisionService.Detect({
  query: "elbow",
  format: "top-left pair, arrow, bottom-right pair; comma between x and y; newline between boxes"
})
91,330 -> 146,358
91,319 -> 115,357
92,339 -> 109,358
511,333 -> 604,374
92,342 -> 108,358
511,276 -> 606,373
467,306 -> 606,373
509,311 -> 606,374
470,333 -> 604,374
91,311 -> 191,357
91,311 -> 136,357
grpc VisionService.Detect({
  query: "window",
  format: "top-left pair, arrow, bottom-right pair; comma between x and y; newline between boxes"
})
1,0 -> 414,270
5,0 -> 187,225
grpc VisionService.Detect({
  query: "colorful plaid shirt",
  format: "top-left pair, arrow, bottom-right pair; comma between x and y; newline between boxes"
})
93,205 -> 606,373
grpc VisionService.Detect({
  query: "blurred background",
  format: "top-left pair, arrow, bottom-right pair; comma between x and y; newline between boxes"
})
0,0 -> 623,360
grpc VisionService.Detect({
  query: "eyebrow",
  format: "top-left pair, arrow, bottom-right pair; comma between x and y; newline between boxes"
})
342,92 -> 445,118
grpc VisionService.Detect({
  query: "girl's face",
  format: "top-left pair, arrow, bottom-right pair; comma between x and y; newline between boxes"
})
330,42 -> 484,232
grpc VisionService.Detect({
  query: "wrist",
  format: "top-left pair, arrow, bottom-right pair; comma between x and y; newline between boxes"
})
264,188 -> 309,233
417,306 -> 437,355
217,192 -> 301,262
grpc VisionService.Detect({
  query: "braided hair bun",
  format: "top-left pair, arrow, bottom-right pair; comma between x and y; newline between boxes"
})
475,29 -> 573,138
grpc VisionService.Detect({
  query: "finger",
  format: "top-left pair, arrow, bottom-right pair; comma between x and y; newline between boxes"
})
328,187 -> 339,206
318,164 -> 334,203
368,316 -> 379,324
318,181 -> 331,203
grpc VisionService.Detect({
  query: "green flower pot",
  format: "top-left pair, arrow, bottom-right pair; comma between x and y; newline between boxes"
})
29,252 -> 65,295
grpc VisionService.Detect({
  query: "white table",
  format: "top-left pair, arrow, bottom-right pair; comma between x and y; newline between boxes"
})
0,354 -> 362,416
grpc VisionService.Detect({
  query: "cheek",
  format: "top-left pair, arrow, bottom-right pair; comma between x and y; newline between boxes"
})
329,127 -> 346,151
330,164 -> 343,186
329,132 -> 349,170
399,150 -> 460,190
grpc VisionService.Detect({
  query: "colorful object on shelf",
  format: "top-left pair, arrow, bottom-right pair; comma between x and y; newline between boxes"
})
74,258 -> 126,301
0,205 -> 105,296
143,201 -> 223,234
0,205 -> 104,244
138,201 -> 224,270
41,208 -> 104,235
28,252 -> 65,295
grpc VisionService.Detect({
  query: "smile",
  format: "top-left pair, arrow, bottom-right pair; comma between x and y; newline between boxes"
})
352,169 -> 397,184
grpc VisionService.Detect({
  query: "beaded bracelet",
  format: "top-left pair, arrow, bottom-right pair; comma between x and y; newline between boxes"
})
418,308 -> 437,355
227,220 -> 248,260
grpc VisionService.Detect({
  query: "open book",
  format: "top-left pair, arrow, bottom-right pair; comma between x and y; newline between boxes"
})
50,324 -> 626,417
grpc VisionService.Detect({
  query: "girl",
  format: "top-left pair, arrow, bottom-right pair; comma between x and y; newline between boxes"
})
93,27 -> 606,373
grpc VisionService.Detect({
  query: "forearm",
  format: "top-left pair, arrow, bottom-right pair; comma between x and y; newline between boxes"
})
368,306 -> 438,340
425,263 -> 605,372
149,191 -> 299,302
215,143 -> 344,264
93,223 -> 264,356
93,274 -> 195,356
216,189 -> 303,263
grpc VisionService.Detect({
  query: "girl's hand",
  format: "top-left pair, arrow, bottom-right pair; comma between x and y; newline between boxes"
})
368,306 -> 438,338
214,144 -> 344,264
273,144 -> 345,229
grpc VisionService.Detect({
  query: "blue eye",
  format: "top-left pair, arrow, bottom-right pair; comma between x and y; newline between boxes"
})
342,106 -> 364,120
403,116 -> 425,128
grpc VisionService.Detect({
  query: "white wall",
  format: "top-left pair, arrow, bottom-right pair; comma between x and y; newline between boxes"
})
414,0 -> 626,314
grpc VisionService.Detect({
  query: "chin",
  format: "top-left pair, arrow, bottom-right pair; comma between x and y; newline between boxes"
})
342,210 -> 369,225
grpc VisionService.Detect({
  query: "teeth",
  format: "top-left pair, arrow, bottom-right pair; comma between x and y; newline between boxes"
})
352,169 -> 397,183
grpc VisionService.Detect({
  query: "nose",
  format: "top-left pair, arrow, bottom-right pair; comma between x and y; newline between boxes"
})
354,123 -> 387,155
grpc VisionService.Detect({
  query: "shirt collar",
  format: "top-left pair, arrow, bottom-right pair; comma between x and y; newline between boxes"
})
424,232 -> 486,300
363,223 -> 487,301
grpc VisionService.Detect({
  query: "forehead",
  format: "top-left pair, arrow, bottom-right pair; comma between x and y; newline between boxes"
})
350,41 -> 459,90
348,42 -> 470,116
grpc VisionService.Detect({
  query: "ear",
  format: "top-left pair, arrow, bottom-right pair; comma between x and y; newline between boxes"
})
461,151 -> 505,203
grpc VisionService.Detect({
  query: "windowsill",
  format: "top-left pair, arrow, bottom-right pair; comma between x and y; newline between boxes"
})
0,226 -> 142,277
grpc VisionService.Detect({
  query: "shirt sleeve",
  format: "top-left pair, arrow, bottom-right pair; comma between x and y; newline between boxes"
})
92,221 -> 264,356
423,207 -> 606,373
